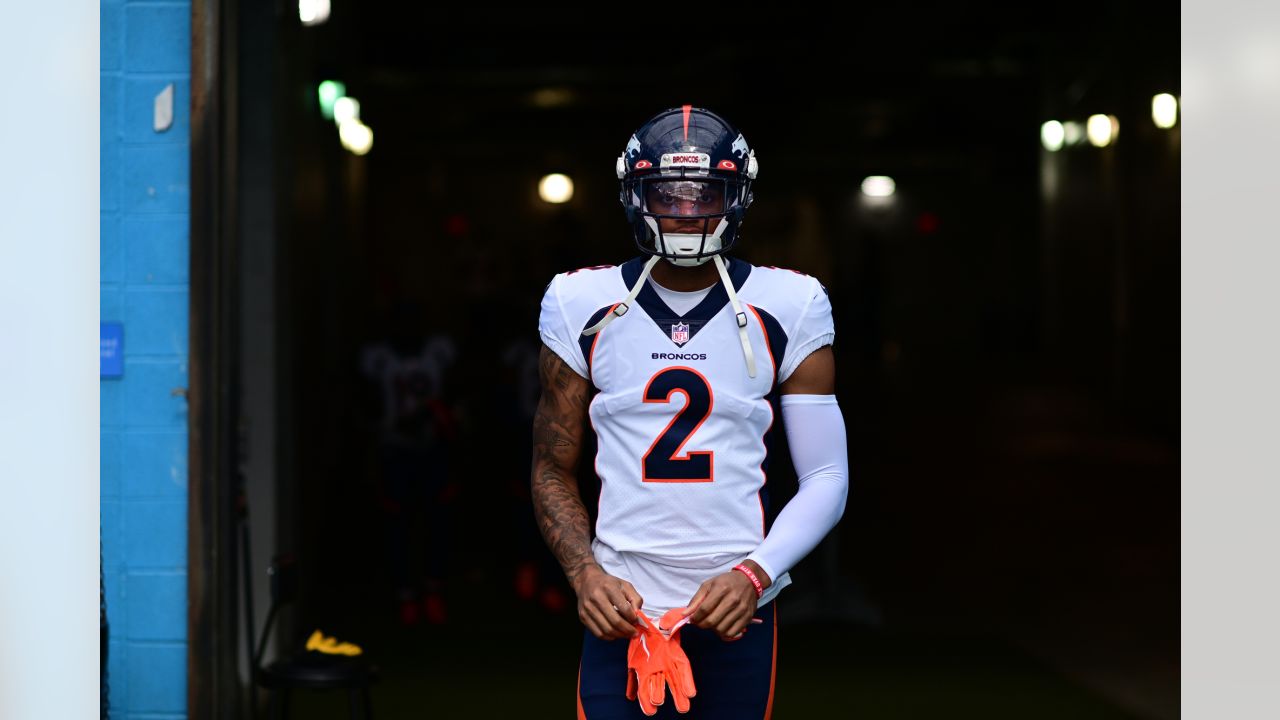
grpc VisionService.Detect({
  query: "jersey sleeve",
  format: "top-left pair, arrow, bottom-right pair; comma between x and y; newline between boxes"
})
778,277 -> 835,384
538,275 -> 590,379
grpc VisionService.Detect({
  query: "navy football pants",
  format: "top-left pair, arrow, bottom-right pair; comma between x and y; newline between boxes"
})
577,601 -> 776,719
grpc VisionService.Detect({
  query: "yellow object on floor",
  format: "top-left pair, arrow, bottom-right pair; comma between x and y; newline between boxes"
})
306,629 -> 364,656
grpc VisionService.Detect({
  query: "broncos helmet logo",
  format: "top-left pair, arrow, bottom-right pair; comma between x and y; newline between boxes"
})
731,133 -> 750,158
627,135 -> 642,158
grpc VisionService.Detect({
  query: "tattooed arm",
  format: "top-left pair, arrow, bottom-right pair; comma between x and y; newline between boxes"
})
531,344 -> 643,640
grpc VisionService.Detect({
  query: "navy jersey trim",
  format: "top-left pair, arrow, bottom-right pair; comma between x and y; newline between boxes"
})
578,305 -> 615,387
746,306 -> 788,533
759,389 -> 781,532
619,256 -> 753,347
747,304 -> 789,389
576,306 -> 612,538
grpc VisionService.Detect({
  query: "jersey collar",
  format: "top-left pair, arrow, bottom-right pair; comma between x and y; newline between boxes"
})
619,255 -> 752,347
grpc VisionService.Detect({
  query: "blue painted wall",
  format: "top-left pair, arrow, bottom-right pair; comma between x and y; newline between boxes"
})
102,1 -> 192,717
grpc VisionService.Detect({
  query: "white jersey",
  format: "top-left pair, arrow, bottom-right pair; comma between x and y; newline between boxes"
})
539,256 -> 835,618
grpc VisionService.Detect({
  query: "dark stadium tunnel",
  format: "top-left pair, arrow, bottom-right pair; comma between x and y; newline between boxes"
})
215,5 -> 1179,718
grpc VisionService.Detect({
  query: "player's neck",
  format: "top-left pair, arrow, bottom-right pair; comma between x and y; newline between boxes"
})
650,257 -> 720,292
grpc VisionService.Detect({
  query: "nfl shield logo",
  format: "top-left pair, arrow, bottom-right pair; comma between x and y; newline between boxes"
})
670,322 -> 690,343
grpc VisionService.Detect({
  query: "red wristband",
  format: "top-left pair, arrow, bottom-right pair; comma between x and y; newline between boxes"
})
733,564 -> 764,598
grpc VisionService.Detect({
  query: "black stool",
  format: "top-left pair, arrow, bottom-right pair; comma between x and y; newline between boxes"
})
240,503 -> 378,719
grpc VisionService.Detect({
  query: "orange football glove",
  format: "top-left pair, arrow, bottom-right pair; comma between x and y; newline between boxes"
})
658,609 -> 696,711
625,615 -> 667,716
625,608 -> 697,715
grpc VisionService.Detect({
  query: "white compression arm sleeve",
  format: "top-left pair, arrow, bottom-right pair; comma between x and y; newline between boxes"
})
745,394 -> 849,584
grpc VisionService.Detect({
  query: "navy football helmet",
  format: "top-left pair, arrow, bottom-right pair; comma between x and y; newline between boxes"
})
616,105 -> 758,266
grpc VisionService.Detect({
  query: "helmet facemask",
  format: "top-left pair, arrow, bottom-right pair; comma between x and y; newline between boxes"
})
624,176 -> 751,266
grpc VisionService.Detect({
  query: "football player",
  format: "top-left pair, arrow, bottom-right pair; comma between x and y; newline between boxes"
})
532,106 -> 849,718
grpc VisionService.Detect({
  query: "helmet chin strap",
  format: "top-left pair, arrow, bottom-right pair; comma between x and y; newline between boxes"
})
581,255 -> 660,337
581,254 -> 757,380
712,253 -> 757,378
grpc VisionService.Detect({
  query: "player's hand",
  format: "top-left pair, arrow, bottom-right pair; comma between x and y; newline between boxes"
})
684,571 -> 759,641
571,564 -> 644,641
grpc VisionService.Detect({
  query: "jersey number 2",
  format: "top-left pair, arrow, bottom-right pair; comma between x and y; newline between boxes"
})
642,367 -> 714,482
